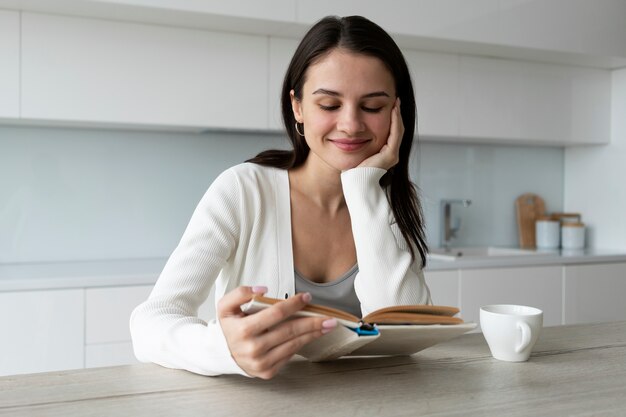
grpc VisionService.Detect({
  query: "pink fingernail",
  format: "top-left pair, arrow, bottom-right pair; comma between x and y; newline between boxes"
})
302,292 -> 312,303
252,286 -> 267,294
322,318 -> 337,329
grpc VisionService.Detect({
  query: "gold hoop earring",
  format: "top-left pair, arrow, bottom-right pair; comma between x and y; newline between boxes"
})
295,122 -> 305,137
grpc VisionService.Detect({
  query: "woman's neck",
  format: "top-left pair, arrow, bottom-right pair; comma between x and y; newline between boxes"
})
289,156 -> 346,215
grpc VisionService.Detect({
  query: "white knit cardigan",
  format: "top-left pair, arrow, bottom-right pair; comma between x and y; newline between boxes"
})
130,163 -> 431,376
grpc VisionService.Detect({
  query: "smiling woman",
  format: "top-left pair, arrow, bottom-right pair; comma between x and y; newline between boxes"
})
130,15 -> 431,380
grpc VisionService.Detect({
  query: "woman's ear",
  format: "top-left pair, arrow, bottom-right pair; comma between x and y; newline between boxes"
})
290,89 -> 303,123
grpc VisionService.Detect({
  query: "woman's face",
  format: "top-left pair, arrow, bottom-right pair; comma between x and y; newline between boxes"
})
291,48 -> 397,172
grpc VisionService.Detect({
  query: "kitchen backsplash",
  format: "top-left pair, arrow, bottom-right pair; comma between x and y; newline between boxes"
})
0,126 -> 563,263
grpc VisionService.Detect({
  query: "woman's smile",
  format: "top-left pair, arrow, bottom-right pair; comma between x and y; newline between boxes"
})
328,138 -> 371,152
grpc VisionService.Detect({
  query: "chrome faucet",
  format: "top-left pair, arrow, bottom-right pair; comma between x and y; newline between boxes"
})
440,199 -> 472,250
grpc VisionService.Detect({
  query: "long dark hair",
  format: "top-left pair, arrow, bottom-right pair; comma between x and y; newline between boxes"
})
246,15 -> 428,267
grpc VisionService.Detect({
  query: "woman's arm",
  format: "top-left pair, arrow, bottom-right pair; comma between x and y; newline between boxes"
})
341,167 -> 431,316
130,168 -> 246,376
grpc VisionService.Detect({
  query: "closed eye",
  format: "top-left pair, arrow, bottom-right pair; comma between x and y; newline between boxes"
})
319,105 -> 384,113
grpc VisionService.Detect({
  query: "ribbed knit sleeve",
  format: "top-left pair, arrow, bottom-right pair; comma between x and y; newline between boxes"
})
130,168 -> 248,376
341,167 -> 431,316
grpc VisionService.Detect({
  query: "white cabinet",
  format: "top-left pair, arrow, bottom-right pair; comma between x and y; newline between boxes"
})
563,262 -> 626,324
85,285 -> 152,368
424,269 -> 459,308
268,37 -> 299,131
458,56 -> 528,142
0,289 -> 84,376
86,285 -> 153,344
405,50 -> 610,145
459,265 -> 563,327
405,50 -> 460,138
0,10 -> 20,119
458,56 -> 610,145
21,13 -> 269,130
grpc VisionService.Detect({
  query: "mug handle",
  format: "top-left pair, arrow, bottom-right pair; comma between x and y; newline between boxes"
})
515,321 -> 531,353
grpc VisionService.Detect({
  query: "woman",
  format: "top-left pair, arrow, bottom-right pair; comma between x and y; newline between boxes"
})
130,15 -> 431,379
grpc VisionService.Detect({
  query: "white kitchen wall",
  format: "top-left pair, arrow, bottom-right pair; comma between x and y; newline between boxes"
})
416,142 -> 563,248
564,68 -> 626,250
0,126 -> 564,263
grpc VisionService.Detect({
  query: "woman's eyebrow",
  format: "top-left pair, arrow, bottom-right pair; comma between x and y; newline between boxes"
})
312,88 -> 390,98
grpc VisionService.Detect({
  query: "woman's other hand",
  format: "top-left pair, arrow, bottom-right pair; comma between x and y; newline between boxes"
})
357,98 -> 403,171
217,286 -> 337,379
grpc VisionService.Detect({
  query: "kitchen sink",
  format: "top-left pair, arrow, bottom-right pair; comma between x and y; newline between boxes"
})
428,246 -> 554,261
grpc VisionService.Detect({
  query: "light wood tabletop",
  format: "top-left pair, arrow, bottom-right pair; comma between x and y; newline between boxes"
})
1,321 -> 625,417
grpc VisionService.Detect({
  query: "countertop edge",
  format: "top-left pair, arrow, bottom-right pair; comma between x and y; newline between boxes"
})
2,251 -> 626,292
425,251 -> 626,271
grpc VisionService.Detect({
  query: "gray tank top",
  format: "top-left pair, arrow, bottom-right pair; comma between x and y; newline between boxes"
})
294,264 -> 362,318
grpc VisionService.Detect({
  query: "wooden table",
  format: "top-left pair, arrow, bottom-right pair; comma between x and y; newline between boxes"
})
1,321 -> 625,417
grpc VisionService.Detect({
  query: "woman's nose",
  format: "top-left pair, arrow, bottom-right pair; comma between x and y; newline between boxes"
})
337,106 -> 365,135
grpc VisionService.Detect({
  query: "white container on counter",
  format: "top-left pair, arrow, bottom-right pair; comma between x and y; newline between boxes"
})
561,222 -> 585,249
536,217 -> 560,249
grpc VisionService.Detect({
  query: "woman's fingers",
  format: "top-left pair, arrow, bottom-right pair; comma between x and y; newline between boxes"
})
241,292 -> 314,336
357,97 -> 404,170
257,315 -> 337,352
388,98 -> 404,157
217,285 -> 267,319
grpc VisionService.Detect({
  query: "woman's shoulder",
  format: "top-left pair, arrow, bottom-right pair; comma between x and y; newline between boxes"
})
222,162 -> 285,184
211,163 -> 286,194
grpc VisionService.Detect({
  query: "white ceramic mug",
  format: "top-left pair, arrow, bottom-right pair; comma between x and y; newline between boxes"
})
480,304 -> 543,362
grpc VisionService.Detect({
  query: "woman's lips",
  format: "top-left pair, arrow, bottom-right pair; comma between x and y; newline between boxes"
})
328,138 -> 370,152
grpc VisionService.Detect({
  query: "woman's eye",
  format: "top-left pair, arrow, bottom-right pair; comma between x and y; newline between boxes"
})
319,104 -> 339,111
362,106 -> 384,113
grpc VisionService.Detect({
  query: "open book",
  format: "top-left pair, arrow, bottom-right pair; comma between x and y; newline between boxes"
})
240,295 -> 477,362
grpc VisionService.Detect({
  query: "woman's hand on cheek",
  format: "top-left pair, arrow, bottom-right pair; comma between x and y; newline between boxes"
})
217,286 -> 337,380
357,98 -> 404,171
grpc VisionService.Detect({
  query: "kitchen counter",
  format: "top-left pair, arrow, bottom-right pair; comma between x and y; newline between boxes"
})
1,321 -> 625,416
426,247 -> 626,271
2,249 -> 626,292
0,258 -> 166,292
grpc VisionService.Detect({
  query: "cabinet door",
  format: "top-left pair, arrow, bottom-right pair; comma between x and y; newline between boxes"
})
564,262 -> 626,324
268,37 -> 299,131
85,284 -> 215,368
0,289 -> 84,376
568,66 -> 611,145
21,13 -> 268,130
460,266 -> 563,327
423,269 -> 459,308
458,56 -> 610,145
458,56 -> 525,142
85,342 -> 138,368
404,50 -> 460,138
0,10 -> 20,118
86,285 -> 153,344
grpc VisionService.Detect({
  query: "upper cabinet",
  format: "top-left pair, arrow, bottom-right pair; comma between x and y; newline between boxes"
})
405,51 -> 611,145
405,50 -> 460,138
0,10 -> 20,119
0,8 -> 614,145
268,37 -> 298,131
20,13 -> 269,130
458,57 -> 610,145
